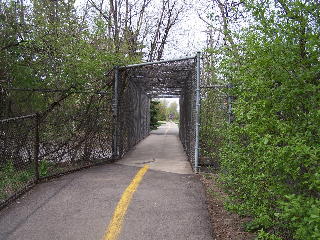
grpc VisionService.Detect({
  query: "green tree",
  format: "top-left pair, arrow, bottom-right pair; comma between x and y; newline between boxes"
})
167,101 -> 179,121
157,99 -> 168,121
203,0 -> 320,239
150,100 -> 160,129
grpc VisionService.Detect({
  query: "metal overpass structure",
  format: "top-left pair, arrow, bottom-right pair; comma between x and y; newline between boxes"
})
112,53 -> 201,171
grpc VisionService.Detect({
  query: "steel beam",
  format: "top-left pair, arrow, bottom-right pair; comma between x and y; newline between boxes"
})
194,52 -> 201,172
150,95 -> 181,98
112,68 -> 119,158
119,56 -> 196,69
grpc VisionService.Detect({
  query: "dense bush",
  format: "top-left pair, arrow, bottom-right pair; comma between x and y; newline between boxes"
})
206,1 -> 320,239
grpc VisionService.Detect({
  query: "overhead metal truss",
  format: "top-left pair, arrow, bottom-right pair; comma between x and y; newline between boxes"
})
121,58 -> 195,98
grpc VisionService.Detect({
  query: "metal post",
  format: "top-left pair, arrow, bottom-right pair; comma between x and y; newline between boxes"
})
194,52 -> 201,172
227,83 -> 233,124
34,113 -> 40,181
112,67 -> 119,158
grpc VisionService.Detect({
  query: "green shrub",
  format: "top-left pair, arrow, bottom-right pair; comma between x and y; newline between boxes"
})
0,161 -> 34,200
39,160 -> 50,177
256,230 -> 282,240
206,0 -> 320,239
277,195 -> 320,240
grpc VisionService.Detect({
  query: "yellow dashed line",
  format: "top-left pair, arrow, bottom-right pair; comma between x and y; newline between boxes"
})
103,165 -> 149,240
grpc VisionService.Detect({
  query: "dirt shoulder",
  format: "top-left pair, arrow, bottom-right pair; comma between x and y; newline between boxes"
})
200,173 -> 256,240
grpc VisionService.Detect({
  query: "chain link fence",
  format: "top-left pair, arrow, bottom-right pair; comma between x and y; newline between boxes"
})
0,86 -> 113,208
179,62 -> 197,168
199,86 -> 228,170
113,70 -> 151,158
116,58 -> 198,170
0,115 -> 37,204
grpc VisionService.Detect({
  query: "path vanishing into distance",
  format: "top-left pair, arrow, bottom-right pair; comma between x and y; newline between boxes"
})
0,122 -> 213,240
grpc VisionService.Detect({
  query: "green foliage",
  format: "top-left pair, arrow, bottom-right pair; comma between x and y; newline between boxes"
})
149,100 -> 178,129
256,230 -> 282,240
150,100 -> 161,130
0,0 -> 143,202
167,101 -> 179,121
154,99 -> 179,122
157,99 -> 169,121
0,0 -> 139,117
39,160 -> 50,177
200,89 -> 226,163
0,161 -> 34,201
205,0 -> 320,239
277,195 -> 320,240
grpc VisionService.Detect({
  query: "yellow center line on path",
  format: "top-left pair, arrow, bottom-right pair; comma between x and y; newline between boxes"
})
102,165 -> 149,240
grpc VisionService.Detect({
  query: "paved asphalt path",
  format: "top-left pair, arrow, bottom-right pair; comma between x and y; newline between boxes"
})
0,122 -> 213,240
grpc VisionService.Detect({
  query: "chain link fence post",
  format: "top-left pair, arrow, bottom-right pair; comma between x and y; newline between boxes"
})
34,113 -> 40,181
194,52 -> 201,173
227,83 -> 234,124
112,67 -> 119,159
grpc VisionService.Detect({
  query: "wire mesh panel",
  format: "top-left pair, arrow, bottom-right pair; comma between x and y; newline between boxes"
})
0,115 -> 37,203
0,88 -> 39,204
199,86 -> 228,169
0,87 -> 114,184
115,57 -> 198,170
115,69 -> 151,158
38,92 -> 113,176
179,66 -> 197,168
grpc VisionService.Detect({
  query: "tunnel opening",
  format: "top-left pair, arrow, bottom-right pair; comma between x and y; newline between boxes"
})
152,97 -> 180,124
112,54 -> 201,171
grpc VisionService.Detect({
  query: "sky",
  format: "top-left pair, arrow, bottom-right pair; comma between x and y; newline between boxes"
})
150,0 -> 208,106
75,0 -> 209,59
161,0 -> 208,59
75,0 -> 210,107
